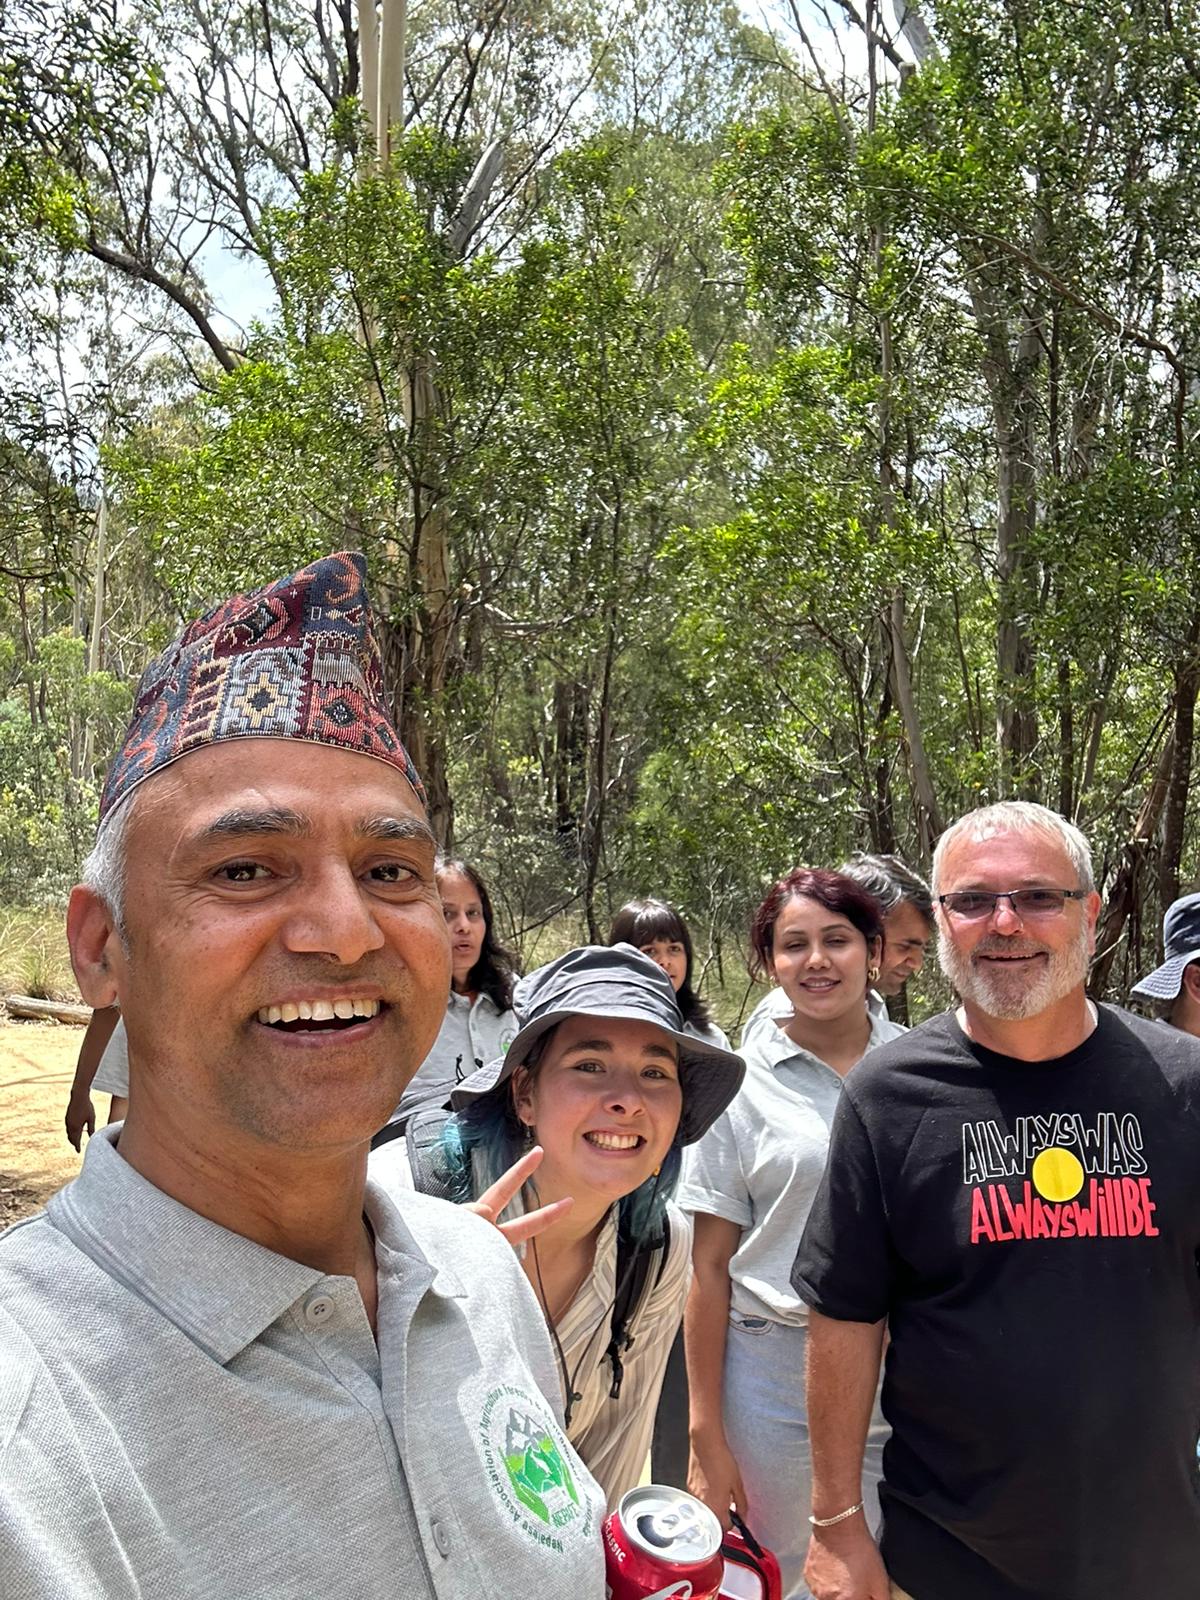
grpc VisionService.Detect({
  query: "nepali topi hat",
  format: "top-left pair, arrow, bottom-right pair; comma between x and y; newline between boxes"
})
1130,891 -> 1200,1001
99,550 -> 423,821
451,943 -> 746,1145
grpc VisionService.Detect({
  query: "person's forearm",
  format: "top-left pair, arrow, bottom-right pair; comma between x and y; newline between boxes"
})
683,1256 -> 732,1442
70,1006 -> 119,1095
806,1309 -> 886,1515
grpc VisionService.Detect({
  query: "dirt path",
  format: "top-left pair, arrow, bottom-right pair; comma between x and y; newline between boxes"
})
0,1016 -> 89,1225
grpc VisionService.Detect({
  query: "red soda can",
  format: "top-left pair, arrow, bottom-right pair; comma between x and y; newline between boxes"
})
604,1484 -> 724,1600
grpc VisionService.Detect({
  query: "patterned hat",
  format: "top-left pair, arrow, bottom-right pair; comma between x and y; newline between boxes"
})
99,550 -> 424,821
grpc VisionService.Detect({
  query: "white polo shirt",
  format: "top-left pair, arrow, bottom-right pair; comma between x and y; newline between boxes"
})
92,1015 -> 129,1097
0,1128 -> 606,1598
678,1010 -> 905,1324
373,1139 -> 693,1509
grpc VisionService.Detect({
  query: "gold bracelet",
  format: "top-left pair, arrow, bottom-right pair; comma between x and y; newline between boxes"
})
809,1501 -> 864,1528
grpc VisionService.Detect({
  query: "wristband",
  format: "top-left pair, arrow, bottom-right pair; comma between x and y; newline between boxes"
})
809,1501 -> 864,1528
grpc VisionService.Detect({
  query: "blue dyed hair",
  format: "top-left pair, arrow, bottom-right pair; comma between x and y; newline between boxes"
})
437,1024 -> 681,1248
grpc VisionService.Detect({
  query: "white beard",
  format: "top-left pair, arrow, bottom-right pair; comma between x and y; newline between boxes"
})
938,919 -> 1092,1021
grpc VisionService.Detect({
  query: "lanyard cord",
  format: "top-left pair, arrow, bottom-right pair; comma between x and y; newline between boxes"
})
528,1169 -> 665,1431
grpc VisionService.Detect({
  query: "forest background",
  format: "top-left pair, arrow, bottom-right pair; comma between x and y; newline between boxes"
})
4,0 -> 1200,1031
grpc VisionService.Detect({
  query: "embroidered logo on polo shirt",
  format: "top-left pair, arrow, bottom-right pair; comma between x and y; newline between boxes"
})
478,1384 -> 593,1551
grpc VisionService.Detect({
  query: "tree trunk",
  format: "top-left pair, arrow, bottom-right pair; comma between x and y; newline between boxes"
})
582,616 -> 617,943
1056,654 -> 1074,819
1089,729 -> 1175,998
79,488 -> 108,782
1158,610 -> 1200,914
869,668 -> 897,855
993,345 -> 1041,796
887,589 -> 944,860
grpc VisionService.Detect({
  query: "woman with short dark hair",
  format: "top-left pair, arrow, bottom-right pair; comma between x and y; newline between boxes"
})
607,898 -> 729,1046
680,868 -> 904,1598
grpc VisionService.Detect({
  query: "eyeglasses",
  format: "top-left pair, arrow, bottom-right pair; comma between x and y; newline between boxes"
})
937,888 -> 1088,921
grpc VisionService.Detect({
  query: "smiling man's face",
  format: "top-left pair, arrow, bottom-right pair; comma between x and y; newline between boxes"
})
75,738 -> 451,1153
936,827 -> 1100,1023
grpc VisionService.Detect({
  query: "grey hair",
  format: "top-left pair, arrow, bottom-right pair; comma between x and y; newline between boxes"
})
838,851 -> 934,924
80,795 -> 133,936
931,801 -> 1095,897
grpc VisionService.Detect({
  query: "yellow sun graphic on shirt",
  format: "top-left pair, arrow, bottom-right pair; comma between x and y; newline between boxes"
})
1031,1147 -> 1085,1202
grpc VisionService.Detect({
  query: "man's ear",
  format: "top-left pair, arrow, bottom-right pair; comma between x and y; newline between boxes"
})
1182,961 -> 1200,1004
1084,890 -> 1103,954
67,886 -> 123,1008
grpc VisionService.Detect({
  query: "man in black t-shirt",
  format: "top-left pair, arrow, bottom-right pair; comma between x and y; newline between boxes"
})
793,801 -> 1200,1600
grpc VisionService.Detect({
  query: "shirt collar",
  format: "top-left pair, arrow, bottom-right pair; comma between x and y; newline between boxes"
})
363,1178 -> 468,1302
747,1007 -> 901,1075
47,1128 -> 461,1363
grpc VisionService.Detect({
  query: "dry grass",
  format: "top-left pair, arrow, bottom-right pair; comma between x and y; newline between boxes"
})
0,909 -> 77,1001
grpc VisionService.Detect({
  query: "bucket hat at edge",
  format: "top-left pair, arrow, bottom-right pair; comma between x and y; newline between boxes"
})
1130,891 -> 1200,1001
450,943 -> 745,1145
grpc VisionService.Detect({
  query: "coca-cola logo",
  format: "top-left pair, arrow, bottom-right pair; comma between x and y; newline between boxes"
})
642,1585 -> 693,1599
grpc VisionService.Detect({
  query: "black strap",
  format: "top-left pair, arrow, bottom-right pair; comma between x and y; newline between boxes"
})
727,1509 -> 765,1560
607,1216 -> 671,1400
369,1118 -> 407,1151
403,1104 -> 462,1201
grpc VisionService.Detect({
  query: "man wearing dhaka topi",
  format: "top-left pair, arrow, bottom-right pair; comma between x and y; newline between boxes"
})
793,801 -> 1200,1600
0,552 -> 606,1598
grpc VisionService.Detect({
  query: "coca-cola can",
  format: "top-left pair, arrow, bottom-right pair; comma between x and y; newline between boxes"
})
604,1484 -> 724,1600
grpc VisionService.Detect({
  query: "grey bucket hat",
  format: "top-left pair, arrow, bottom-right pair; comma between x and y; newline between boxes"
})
1131,892 -> 1200,1001
450,943 -> 745,1145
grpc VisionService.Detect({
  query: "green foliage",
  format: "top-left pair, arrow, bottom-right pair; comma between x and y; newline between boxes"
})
0,630 -> 130,904
7,0 -> 1200,1013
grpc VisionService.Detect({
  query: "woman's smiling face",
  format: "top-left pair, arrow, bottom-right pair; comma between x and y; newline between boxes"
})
768,893 -> 874,1025
513,1014 -> 683,1211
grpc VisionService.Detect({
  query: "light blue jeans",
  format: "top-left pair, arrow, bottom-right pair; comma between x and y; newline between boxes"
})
722,1314 -> 888,1600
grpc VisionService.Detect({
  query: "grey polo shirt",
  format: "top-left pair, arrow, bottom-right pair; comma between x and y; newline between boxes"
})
0,1128 -> 606,1598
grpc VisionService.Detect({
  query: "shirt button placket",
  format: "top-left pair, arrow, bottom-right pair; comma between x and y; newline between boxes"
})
431,1519 -> 451,1557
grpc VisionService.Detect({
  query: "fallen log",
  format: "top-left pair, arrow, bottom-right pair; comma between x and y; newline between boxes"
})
4,995 -> 91,1026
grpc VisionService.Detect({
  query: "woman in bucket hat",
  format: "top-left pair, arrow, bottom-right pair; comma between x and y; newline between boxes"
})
371,942 -> 744,1506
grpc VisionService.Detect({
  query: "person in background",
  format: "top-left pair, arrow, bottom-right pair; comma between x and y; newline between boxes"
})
606,897 -> 728,1488
608,898 -> 730,1046
681,868 -> 904,1599
63,1005 -> 120,1149
371,943 -> 745,1507
742,853 -> 932,1043
1130,890 -> 1200,1039
378,857 -> 519,1135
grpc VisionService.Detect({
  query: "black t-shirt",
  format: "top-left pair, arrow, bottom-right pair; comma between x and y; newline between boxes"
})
793,1005 -> 1200,1600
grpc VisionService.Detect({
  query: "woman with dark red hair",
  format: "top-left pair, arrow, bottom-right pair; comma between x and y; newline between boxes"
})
678,868 -> 905,1599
